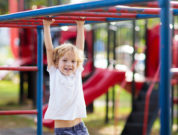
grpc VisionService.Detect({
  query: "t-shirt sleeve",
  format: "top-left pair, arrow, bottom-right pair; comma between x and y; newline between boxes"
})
77,65 -> 84,72
47,66 -> 56,74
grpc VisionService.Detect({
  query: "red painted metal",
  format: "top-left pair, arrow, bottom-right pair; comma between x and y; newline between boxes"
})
30,16 -> 106,22
9,0 -> 19,59
171,68 -> 178,78
9,16 -> 105,23
58,12 -> 137,18
0,12 -> 140,28
0,66 -> 38,71
0,12 -> 138,28
173,98 -> 178,104
0,24 -> 36,28
0,8 -> 163,28
0,110 -> 37,115
89,7 -> 160,14
171,1 -> 178,8
142,66 -> 160,135
128,1 -> 178,8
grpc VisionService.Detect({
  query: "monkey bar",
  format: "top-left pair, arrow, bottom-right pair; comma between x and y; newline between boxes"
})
127,1 -> 178,8
0,66 -> 38,71
0,110 -> 37,115
0,8 -> 178,28
0,0 -> 175,135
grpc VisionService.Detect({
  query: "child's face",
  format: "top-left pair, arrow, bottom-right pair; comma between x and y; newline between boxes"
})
58,51 -> 77,76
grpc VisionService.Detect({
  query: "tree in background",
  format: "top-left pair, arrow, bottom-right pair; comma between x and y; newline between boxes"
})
0,1 -> 8,14
0,0 -> 68,15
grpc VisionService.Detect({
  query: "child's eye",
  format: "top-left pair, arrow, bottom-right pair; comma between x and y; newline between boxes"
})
72,60 -> 76,63
63,59 -> 67,62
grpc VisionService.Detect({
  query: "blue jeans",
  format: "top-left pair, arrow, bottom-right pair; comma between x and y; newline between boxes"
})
54,122 -> 89,135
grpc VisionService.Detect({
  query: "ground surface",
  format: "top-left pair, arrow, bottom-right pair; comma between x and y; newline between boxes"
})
0,80 -> 177,135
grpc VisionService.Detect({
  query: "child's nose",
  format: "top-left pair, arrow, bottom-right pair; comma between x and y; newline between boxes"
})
66,61 -> 72,65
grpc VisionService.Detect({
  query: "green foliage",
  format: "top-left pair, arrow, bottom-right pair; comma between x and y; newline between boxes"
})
28,0 -> 69,7
30,0 -> 47,6
0,0 -> 69,15
0,80 -> 19,105
0,1 -> 8,14
0,46 -> 13,66
147,18 -> 160,29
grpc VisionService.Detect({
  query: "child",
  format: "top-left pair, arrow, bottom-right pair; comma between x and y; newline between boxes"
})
43,19 -> 89,135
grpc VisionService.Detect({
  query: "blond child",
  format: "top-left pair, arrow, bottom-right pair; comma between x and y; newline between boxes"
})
43,19 -> 89,135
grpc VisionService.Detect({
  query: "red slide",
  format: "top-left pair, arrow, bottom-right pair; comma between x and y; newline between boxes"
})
84,68 -> 125,105
42,68 -> 125,129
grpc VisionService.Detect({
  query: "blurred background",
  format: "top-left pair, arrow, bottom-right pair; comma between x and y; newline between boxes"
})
0,0 -> 177,135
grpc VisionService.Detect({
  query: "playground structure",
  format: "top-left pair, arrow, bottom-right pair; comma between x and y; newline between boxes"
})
0,0 -> 177,135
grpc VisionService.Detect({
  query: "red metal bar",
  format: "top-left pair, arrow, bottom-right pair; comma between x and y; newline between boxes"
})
56,12 -> 137,18
0,21 -> 40,24
142,66 -> 160,135
171,1 -> 178,8
89,7 -> 160,14
1,12 -> 138,26
0,20 -> 83,26
171,68 -> 178,78
0,22 -> 70,28
0,13 -> 138,27
173,98 -> 178,104
0,66 -> 38,71
127,1 -> 178,8
55,16 -> 106,21
0,110 -> 37,115
0,24 -> 37,28
29,16 -> 107,22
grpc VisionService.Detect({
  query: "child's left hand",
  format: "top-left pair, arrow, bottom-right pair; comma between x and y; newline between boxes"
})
43,18 -> 55,26
76,17 -> 85,25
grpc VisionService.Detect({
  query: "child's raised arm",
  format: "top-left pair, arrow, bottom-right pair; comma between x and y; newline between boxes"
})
43,19 -> 55,68
76,21 -> 85,51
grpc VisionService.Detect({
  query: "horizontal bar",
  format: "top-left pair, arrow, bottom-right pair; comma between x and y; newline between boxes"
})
173,98 -> 178,104
0,13 -> 157,27
128,1 -> 178,8
0,66 -> 38,71
171,68 -> 178,78
0,15 -> 160,28
2,10 -> 178,27
0,18 -> 105,26
0,0 -> 154,22
27,16 -> 107,22
89,6 -> 160,14
106,14 -> 158,21
57,12 -> 137,18
0,24 -> 37,28
4,8 -> 178,28
0,110 -> 37,115
173,10 -> 178,15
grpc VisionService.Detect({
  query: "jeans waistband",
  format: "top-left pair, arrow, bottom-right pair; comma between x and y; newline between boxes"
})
55,122 -> 85,131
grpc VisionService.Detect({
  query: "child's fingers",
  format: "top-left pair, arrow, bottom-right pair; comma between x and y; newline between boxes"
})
75,17 -> 85,24
80,17 -> 86,20
51,19 -> 55,23
43,18 -> 55,25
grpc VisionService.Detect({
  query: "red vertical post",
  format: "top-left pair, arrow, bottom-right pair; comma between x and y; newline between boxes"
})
8,0 -> 19,59
18,0 -> 24,11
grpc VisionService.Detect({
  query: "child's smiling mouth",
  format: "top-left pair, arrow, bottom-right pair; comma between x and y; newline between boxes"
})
64,67 -> 73,71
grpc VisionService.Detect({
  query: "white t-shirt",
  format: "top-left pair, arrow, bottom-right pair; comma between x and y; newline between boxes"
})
44,66 -> 87,120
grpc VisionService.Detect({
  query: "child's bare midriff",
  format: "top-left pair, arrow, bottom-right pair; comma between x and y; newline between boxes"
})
54,118 -> 82,128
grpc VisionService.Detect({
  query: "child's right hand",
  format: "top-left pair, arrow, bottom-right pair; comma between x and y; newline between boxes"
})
43,18 -> 55,26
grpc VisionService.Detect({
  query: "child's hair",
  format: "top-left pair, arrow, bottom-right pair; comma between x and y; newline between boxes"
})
53,43 -> 84,68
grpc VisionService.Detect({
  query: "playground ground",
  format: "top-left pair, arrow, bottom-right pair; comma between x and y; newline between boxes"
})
0,80 -> 177,135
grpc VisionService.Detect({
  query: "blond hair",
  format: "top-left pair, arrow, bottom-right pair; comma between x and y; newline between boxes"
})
53,43 -> 84,68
